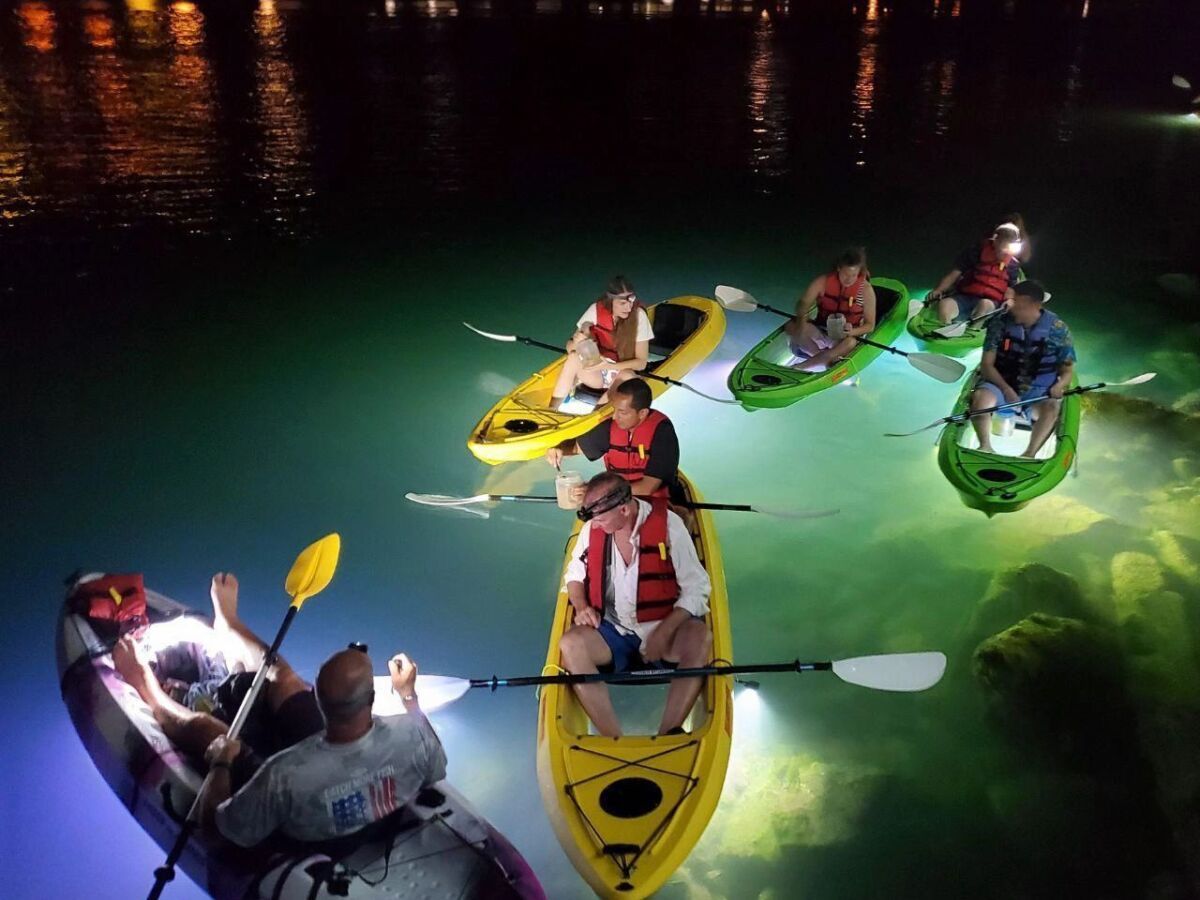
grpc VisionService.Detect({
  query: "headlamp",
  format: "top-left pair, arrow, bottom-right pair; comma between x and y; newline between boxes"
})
577,481 -> 633,521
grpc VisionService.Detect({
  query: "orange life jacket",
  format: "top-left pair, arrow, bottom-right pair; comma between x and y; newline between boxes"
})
585,497 -> 679,623
603,410 -> 671,499
957,240 -> 1015,302
591,301 -> 644,361
815,271 -> 869,328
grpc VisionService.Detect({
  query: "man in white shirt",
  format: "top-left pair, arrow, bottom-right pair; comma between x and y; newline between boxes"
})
559,472 -> 713,738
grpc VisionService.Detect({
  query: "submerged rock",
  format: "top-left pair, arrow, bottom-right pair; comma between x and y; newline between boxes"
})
1151,530 -> 1200,585
966,563 -> 1092,644
1173,390 -> 1200,418
695,750 -> 881,861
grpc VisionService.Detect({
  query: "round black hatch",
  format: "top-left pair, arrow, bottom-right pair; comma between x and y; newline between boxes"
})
502,418 -> 539,434
751,374 -> 782,386
599,777 -> 663,819
977,467 -> 1017,484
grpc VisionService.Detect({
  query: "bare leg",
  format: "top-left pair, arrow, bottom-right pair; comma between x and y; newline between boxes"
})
1022,399 -> 1061,457
658,619 -> 713,735
113,637 -> 227,757
970,298 -> 996,320
970,388 -> 995,453
210,572 -> 308,712
550,353 -> 608,408
937,297 -> 960,324
558,625 -> 621,738
795,336 -> 856,373
787,321 -> 825,364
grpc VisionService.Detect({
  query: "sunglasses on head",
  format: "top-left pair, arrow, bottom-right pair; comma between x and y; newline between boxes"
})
577,483 -> 633,521
607,292 -> 637,303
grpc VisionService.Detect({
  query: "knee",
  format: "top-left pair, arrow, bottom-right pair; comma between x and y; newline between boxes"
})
559,627 -> 591,665
178,713 -> 228,757
970,390 -> 991,410
679,620 -> 712,661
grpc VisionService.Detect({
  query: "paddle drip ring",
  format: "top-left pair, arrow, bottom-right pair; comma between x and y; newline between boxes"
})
502,418 -> 539,434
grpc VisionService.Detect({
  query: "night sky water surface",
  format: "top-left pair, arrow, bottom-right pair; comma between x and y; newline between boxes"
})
4,1 -> 1200,898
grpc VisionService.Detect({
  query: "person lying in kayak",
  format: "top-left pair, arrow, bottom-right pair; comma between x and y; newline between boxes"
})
544,378 -> 679,504
112,572 -> 445,846
968,279 -> 1076,458
559,473 -> 712,738
549,275 -> 653,411
783,247 -> 877,372
926,220 -> 1024,325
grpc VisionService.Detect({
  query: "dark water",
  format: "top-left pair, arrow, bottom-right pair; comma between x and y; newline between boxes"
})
4,1 -> 1200,898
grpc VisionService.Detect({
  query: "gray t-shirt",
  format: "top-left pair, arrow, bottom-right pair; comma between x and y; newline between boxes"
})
216,714 -> 448,846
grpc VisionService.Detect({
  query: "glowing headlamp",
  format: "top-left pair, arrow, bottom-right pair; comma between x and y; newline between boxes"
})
577,481 -> 633,521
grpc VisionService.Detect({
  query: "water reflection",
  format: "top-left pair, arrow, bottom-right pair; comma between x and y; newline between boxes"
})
17,1 -> 57,54
253,0 -> 315,234
850,2 -> 881,167
746,16 -> 788,189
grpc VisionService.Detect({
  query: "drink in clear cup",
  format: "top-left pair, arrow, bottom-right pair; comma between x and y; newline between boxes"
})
555,471 -> 584,509
992,406 -> 1016,437
825,313 -> 847,341
575,322 -> 602,367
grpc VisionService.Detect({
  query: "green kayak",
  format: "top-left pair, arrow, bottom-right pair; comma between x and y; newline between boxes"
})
728,277 -> 910,410
906,300 -> 988,357
937,370 -> 1080,516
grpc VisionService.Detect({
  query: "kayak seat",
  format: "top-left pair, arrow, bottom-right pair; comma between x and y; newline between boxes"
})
648,303 -> 703,359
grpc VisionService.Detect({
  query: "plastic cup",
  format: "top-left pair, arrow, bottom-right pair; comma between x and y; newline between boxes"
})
555,471 -> 584,509
992,407 -> 1016,437
826,313 -> 847,342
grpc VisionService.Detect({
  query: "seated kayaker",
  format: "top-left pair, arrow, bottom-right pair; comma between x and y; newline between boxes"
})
549,275 -> 653,411
783,247 -> 877,372
544,378 -> 679,505
558,473 -> 712,738
926,219 -> 1025,325
111,572 -> 445,846
968,279 -> 1076,458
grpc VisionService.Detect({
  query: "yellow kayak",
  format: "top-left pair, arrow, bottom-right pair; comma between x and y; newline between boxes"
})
467,296 -> 726,465
536,471 -> 733,899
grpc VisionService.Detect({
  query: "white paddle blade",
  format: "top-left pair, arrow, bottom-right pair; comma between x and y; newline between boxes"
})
755,506 -> 841,520
372,675 -> 472,715
1119,372 -> 1156,386
1172,74 -> 1192,91
715,284 -> 760,312
932,321 -> 968,338
832,652 -> 947,692
405,492 -> 491,507
463,322 -> 517,342
909,353 -> 966,384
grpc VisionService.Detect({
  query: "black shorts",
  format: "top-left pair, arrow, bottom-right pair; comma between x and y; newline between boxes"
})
214,675 -> 324,788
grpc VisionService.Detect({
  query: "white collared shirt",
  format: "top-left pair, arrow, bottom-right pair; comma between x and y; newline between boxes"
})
564,499 -> 711,647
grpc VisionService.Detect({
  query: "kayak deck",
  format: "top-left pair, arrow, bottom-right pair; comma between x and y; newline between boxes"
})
936,372 -> 1081,516
728,277 -> 910,409
467,296 -> 725,465
906,300 -> 988,357
536,472 -> 733,899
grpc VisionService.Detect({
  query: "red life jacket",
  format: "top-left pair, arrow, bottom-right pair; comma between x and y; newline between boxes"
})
957,240 -> 1015,302
603,410 -> 671,499
815,271 -> 869,328
591,301 -> 643,361
584,498 -> 680,623
69,573 -> 149,634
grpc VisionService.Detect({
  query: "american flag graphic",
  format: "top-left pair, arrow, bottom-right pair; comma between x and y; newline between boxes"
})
368,775 -> 397,819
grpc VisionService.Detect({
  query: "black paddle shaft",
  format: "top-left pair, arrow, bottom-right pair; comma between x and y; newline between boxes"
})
471,660 -> 832,690
146,604 -> 301,900
513,334 -> 686,390
488,494 -> 755,513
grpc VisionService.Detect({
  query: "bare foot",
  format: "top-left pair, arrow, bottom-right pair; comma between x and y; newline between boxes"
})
210,572 -> 240,625
112,636 -> 153,694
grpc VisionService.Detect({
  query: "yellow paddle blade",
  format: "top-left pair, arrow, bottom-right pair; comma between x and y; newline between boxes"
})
285,533 -> 341,609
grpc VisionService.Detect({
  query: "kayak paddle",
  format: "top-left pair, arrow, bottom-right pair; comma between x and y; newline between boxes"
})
464,322 -> 738,405
377,652 -> 947,701
405,491 -> 839,520
930,290 -> 1050,338
147,533 -> 342,900
883,373 -> 1157,437
715,285 -> 965,384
